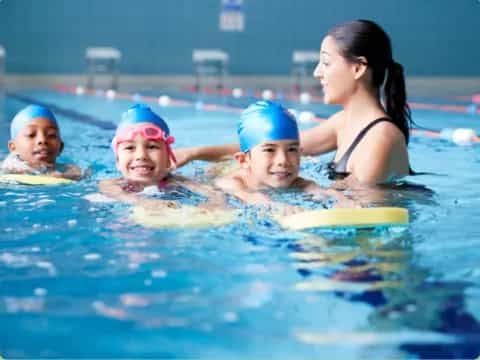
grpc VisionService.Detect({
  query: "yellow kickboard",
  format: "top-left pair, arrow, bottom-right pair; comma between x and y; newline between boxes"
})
0,174 -> 74,185
277,207 -> 409,230
131,205 -> 238,229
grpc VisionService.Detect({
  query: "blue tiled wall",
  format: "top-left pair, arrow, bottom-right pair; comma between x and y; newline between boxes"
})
0,0 -> 478,75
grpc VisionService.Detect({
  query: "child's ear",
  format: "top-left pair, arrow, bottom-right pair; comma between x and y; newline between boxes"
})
7,141 -> 16,153
234,152 -> 249,169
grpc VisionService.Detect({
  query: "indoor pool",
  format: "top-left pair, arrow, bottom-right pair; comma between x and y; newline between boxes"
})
1,87 -> 480,358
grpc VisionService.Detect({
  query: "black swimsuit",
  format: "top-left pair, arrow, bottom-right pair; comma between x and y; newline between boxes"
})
327,117 -> 411,180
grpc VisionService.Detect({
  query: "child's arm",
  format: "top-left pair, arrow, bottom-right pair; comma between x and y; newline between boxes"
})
0,155 -> 36,174
184,180 -> 227,208
98,179 -> 178,208
49,164 -> 83,180
216,176 -> 305,216
176,176 -> 228,208
174,144 -> 240,168
214,175 -> 272,205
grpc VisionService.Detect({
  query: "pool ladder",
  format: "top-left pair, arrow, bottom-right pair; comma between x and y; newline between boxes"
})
85,47 -> 122,90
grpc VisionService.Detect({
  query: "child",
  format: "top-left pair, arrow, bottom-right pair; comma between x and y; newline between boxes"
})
99,104 -> 224,208
215,101 -> 354,208
1,104 -> 81,180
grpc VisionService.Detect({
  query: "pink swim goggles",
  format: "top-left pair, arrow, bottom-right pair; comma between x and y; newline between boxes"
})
112,124 -> 177,164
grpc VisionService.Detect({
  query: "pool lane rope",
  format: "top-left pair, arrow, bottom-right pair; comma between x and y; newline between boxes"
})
179,85 -> 480,116
50,84 -> 480,145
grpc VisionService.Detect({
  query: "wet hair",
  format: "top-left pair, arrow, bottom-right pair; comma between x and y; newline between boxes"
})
328,19 -> 412,144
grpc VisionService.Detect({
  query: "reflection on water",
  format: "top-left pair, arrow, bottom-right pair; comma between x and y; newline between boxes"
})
290,229 -> 480,358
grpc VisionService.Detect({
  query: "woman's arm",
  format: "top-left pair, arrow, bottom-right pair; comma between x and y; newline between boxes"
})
174,144 -> 240,168
174,112 -> 342,167
299,113 -> 341,156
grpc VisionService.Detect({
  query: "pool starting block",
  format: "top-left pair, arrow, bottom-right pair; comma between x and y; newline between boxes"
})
193,49 -> 229,90
85,47 -> 122,90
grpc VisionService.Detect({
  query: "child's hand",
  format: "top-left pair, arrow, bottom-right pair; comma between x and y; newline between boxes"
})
62,165 -> 83,180
334,198 -> 361,208
247,192 -> 272,205
46,165 -> 82,180
48,171 -> 66,178
271,203 -> 305,217
172,148 -> 194,168
139,198 -> 179,210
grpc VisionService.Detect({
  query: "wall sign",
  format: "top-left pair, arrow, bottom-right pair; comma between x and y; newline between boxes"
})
219,0 -> 244,32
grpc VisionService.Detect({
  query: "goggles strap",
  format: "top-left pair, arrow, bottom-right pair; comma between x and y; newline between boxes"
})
165,135 -> 177,164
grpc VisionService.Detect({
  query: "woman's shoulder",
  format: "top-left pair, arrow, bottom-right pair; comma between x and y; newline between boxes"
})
367,118 -> 407,146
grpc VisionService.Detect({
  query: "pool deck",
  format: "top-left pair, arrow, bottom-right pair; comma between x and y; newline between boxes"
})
1,74 -> 479,98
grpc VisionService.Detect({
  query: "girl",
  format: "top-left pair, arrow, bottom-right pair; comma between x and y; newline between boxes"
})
99,104 -> 224,208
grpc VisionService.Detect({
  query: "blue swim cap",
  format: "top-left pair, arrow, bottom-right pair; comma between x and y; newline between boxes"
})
117,104 -> 170,136
10,105 -> 58,140
238,101 -> 299,152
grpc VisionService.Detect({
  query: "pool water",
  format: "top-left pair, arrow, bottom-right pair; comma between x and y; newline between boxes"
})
0,88 -> 480,358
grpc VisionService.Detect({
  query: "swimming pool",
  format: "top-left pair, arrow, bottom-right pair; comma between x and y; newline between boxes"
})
1,87 -> 480,358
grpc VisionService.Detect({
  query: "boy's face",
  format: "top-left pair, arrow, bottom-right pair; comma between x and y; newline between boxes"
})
241,139 -> 301,188
8,117 -> 63,167
116,130 -> 171,186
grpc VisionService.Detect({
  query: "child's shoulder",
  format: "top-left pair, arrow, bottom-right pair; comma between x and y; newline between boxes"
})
1,153 -> 41,174
291,176 -> 318,190
1,154 -> 81,180
215,170 -> 248,190
164,174 -> 191,187
99,177 -> 123,189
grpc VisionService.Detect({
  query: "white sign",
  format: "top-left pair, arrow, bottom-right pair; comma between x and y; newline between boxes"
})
219,0 -> 244,32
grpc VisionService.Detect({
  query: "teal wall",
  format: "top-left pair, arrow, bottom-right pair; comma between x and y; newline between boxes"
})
0,0 -> 478,76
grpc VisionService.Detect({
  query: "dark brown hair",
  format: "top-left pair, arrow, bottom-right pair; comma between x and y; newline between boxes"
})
328,19 -> 412,143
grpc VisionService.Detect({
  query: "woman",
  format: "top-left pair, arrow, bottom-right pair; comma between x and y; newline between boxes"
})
175,20 -> 412,185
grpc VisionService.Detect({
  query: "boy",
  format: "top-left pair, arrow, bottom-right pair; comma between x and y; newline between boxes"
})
1,104 -> 81,180
215,101 -> 352,207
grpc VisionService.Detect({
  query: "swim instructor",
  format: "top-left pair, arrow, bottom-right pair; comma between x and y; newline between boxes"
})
175,19 -> 412,185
